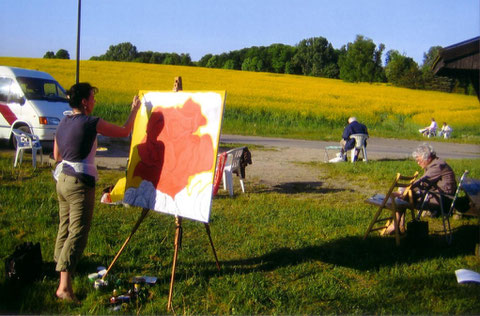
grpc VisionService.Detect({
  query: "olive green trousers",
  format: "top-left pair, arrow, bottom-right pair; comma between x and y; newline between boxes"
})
54,173 -> 95,272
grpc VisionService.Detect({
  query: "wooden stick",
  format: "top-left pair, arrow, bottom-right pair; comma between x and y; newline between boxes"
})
167,216 -> 183,311
205,223 -> 221,271
102,208 -> 150,280
173,76 -> 182,92
167,76 -> 221,310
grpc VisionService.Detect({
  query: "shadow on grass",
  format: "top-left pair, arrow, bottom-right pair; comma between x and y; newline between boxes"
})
271,181 -> 351,194
376,158 -> 410,162
216,225 -> 479,273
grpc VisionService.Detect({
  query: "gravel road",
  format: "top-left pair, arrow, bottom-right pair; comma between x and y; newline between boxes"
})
91,134 -> 480,189
2,134 -> 478,191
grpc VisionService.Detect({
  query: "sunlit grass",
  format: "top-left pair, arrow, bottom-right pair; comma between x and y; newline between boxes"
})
0,151 -> 479,314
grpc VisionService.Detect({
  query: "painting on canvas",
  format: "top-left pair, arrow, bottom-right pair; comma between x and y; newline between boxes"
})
122,91 -> 226,223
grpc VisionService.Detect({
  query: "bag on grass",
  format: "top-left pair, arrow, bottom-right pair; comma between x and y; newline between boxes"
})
5,242 -> 43,283
406,220 -> 429,242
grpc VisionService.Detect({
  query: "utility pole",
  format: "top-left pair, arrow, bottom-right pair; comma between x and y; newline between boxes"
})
75,0 -> 81,84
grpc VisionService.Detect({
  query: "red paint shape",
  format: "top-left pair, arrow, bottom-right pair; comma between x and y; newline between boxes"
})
213,152 -> 227,196
0,103 -> 18,125
133,98 -> 214,198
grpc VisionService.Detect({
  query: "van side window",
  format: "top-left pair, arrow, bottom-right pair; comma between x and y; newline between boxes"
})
9,83 -> 24,103
0,77 -> 13,102
44,83 -> 57,96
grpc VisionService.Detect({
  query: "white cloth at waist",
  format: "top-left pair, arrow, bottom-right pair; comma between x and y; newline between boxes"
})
53,160 -> 98,182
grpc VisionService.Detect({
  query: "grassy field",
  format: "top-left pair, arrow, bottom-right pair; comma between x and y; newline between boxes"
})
0,151 -> 479,314
1,57 -> 479,143
0,57 -> 479,314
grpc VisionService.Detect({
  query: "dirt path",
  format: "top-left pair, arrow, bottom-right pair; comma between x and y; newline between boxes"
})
245,146 -> 324,188
2,134 -> 477,191
92,134 -> 479,192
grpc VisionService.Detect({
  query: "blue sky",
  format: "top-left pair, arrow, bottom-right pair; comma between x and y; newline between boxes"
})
1,0 -> 478,65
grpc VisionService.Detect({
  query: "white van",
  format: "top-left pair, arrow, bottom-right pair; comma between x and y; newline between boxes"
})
0,66 -> 71,148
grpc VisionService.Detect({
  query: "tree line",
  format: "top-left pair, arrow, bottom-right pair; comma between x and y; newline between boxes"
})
43,49 -> 70,60
44,35 -> 475,95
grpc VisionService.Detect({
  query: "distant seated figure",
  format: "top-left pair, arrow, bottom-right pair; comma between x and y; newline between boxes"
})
339,117 -> 368,161
419,118 -> 437,137
438,122 -> 453,139
385,144 -> 457,234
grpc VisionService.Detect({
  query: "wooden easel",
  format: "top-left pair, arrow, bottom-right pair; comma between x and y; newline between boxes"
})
102,76 -> 221,312
168,76 -> 221,310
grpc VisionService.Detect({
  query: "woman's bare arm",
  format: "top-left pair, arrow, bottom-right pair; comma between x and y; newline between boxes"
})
96,95 -> 141,138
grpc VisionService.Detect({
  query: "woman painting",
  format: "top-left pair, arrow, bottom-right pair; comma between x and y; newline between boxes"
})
53,82 -> 141,300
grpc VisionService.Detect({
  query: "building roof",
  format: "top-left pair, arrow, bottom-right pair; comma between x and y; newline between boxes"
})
432,36 -> 479,75
432,36 -> 479,100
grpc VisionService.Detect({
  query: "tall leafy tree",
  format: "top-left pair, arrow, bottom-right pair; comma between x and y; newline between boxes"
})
385,50 -> 420,88
43,51 -> 55,59
180,53 -> 193,66
163,53 -> 181,65
206,55 -> 220,68
198,54 -> 213,67
103,42 -> 138,61
55,49 -> 70,59
292,37 -> 338,78
338,35 -> 385,83
149,52 -> 166,64
241,57 -> 256,71
421,45 -> 453,92
422,46 -> 442,69
222,60 -> 235,69
268,44 -> 296,74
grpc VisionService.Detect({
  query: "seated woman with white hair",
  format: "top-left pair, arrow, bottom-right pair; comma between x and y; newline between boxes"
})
411,143 -> 457,205
385,143 -> 457,234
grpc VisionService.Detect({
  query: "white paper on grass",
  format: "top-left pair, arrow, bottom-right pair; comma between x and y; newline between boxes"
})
455,269 -> 480,284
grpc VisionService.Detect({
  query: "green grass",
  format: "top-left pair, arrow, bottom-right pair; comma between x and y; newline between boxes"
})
0,152 -> 479,314
219,106 -> 480,143
93,102 -> 480,143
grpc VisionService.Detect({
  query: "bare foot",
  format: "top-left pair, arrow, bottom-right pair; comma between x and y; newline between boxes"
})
56,290 -> 76,302
383,224 -> 395,235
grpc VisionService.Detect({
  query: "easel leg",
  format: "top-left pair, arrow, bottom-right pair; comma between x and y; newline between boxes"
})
102,208 -> 150,280
205,223 -> 221,271
168,216 -> 183,311
393,211 -> 400,246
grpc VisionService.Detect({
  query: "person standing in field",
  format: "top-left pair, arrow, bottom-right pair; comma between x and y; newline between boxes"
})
53,82 -> 141,301
338,117 -> 368,161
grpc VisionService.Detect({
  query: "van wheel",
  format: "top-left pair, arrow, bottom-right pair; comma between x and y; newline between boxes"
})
10,125 -> 31,149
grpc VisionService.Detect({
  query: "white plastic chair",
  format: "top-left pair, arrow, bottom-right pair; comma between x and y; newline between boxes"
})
222,147 -> 246,196
349,133 -> 368,162
12,129 -> 43,168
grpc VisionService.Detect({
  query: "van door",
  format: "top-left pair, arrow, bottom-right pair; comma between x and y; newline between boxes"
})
0,77 -> 28,140
0,77 -> 17,139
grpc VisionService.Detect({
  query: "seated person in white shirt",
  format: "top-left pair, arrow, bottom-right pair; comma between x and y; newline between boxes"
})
419,118 -> 437,137
438,122 -> 453,139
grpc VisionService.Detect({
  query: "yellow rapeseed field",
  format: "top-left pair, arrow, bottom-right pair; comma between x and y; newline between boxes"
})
1,57 -> 478,129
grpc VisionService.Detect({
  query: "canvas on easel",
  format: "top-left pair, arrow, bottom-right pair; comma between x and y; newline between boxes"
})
101,83 -> 224,311
122,90 -> 226,223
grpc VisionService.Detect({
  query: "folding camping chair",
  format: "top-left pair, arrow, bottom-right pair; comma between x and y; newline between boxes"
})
364,172 -> 419,246
416,170 -> 470,244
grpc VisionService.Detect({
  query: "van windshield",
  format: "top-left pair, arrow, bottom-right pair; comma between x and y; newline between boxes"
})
17,76 -> 68,102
